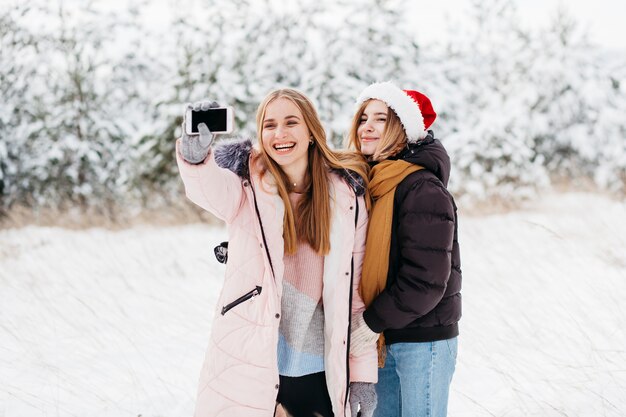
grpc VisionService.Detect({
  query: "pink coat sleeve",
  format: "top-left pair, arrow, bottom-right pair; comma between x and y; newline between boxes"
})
349,195 -> 378,383
175,139 -> 245,223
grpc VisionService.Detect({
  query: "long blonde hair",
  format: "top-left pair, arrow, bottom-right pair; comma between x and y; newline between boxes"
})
347,100 -> 407,161
255,88 -> 369,255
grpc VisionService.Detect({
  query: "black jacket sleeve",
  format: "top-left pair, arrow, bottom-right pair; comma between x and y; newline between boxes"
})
363,175 -> 455,333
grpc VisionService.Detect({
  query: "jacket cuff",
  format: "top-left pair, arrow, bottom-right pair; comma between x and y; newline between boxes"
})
363,308 -> 386,333
349,361 -> 378,383
349,350 -> 378,383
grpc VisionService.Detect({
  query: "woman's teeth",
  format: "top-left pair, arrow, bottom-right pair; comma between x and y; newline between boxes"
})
274,143 -> 296,152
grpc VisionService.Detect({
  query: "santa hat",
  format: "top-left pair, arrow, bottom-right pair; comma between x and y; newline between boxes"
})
355,81 -> 436,143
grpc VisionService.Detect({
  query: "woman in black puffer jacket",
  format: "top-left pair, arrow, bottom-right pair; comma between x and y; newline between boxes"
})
347,81 -> 462,417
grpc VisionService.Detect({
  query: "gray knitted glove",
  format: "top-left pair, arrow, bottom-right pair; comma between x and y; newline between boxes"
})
180,101 -> 219,164
350,312 -> 379,357
350,382 -> 377,417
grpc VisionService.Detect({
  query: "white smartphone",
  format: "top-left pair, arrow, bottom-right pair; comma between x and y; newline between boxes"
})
185,106 -> 234,135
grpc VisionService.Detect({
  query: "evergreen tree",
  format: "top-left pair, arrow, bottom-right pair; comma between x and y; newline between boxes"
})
1,0 -> 625,215
528,7 -> 626,192
437,0 -> 549,202
0,4 -> 41,211
132,0 -> 257,200
312,0 -> 421,145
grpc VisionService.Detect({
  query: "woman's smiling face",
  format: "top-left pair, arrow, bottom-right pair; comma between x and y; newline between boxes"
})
357,99 -> 388,156
261,97 -> 311,171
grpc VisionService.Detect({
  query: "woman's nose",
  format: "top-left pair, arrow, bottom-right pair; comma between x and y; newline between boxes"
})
275,125 -> 287,138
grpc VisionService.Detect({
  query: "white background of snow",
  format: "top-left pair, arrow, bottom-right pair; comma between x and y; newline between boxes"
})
1,192 -> 625,416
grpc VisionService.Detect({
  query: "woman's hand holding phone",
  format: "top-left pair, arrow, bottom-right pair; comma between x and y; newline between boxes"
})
180,101 -> 219,164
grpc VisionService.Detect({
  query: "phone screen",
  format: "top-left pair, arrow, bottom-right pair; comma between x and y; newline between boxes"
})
190,108 -> 228,133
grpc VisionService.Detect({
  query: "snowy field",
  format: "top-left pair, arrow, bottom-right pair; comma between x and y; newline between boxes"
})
1,192 -> 625,417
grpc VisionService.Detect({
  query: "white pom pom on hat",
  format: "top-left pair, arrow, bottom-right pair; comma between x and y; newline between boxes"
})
355,81 -> 437,143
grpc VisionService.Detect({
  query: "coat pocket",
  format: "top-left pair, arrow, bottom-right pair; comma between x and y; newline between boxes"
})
221,286 -> 262,316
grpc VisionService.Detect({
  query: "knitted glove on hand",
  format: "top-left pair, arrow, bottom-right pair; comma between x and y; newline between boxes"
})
180,101 -> 219,164
350,312 -> 379,357
349,382 -> 377,417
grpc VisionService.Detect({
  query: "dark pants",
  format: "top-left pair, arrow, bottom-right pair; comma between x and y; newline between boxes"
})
277,372 -> 334,417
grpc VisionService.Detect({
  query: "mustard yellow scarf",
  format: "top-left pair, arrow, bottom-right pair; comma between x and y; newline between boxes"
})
360,159 -> 423,366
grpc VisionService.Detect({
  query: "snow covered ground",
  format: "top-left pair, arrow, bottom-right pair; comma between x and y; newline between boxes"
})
1,192 -> 624,416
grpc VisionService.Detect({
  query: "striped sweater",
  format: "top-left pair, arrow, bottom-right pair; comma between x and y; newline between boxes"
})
277,192 -> 325,377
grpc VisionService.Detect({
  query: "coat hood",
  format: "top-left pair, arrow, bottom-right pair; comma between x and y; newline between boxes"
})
392,131 -> 451,187
214,137 -> 367,196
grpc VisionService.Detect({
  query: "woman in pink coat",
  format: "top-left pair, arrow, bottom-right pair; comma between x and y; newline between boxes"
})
176,89 -> 378,417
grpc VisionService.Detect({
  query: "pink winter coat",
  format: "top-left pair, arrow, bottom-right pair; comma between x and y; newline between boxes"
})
176,138 -> 378,417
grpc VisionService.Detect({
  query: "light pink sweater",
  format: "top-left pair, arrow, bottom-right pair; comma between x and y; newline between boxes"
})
278,193 -> 326,376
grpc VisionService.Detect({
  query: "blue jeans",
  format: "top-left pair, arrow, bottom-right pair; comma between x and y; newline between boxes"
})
373,338 -> 458,417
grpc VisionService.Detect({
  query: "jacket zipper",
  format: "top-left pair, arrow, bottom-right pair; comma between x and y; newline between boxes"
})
221,286 -> 262,316
248,176 -> 281,404
344,195 -> 359,412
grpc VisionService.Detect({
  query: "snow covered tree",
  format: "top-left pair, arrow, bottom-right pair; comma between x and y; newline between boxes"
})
434,0 -> 550,203
0,4 -> 41,211
0,0 -> 156,214
527,7 -> 626,193
592,58 -> 626,192
2,0 -> 624,216
431,0 -> 626,202
310,0 -> 421,145
132,0 -> 260,200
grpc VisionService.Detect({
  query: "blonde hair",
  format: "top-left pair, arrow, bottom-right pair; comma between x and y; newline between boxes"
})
347,100 -> 407,161
255,88 -> 369,255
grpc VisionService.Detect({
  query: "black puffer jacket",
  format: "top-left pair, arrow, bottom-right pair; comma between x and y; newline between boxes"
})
363,132 -> 462,343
